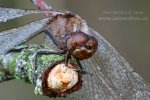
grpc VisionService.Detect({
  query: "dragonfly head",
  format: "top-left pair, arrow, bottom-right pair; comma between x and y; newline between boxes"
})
67,31 -> 98,60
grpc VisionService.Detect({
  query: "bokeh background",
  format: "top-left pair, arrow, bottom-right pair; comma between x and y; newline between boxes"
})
0,0 -> 149,100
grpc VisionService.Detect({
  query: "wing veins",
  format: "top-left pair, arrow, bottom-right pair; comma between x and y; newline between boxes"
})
0,18 -> 50,54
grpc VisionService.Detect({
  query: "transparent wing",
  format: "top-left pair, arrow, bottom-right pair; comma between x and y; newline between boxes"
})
0,7 -> 49,22
44,34 -> 118,100
44,27 -> 150,99
78,27 -> 150,100
0,18 -> 50,54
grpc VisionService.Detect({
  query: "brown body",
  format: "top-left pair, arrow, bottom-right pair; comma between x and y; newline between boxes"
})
48,13 -> 98,60
48,13 -> 84,50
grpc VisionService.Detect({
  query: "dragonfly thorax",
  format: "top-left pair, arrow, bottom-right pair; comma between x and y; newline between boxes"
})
49,13 -> 98,60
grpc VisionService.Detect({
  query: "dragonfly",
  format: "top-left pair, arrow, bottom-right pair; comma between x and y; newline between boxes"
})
0,0 -> 150,100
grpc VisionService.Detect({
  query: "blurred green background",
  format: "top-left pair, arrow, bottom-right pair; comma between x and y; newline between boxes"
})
0,0 -> 149,100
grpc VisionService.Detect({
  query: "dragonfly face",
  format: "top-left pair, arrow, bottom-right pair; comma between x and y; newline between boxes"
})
67,31 -> 98,60
48,13 -> 98,60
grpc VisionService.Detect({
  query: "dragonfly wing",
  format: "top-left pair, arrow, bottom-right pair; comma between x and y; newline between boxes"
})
62,72 -> 119,100
0,7 -> 49,22
0,18 -> 50,54
78,27 -> 150,99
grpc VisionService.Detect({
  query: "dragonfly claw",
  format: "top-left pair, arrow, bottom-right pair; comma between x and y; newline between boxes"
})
75,69 -> 92,76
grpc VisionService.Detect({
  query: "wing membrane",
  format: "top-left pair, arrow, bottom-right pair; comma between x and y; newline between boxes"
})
44,27 -> 150,99
44,32 -> 119,100
79,27 -> 150,99
63,66 -> 119,100
0,18 -> 50,54
0,7 -> 49,22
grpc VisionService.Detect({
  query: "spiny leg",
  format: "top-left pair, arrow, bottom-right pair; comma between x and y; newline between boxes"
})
76,59 -> 92,76
31,0 -> 90,73
41,30 -> 90,73
32,50 -> 61,84
65,51 -> 71,66
42,30 -> 67,53
42,30 -> 69,65
42,30 -> 58,46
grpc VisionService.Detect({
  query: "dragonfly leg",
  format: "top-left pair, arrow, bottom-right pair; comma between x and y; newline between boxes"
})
42,30 -> 58,46
76,59 -> 92,76
42,30 -> 67,54
65,51 -> 71,66
32,50 -> 61,84
8,45 -> 29,53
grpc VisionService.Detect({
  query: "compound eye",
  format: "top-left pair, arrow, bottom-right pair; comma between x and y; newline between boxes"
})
84,44 -> 92,50
67,31 -> 98,60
